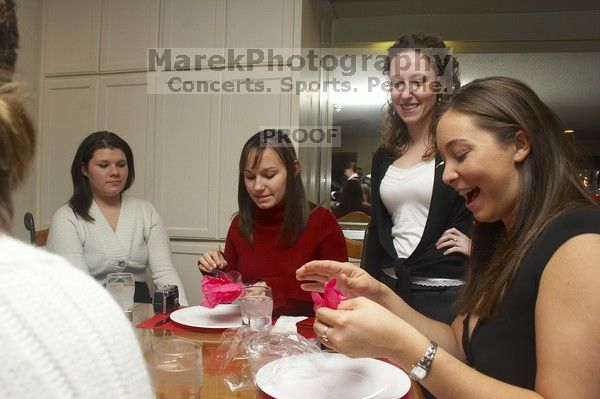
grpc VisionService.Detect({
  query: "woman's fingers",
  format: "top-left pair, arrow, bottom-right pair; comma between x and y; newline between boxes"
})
297,261 -> 361,286
313,318 -> 337,350
435,227 -> 471,255
296,261 -> 344,293
437,236 -> 457,249
313,298 -> 384,356
336,297 -> 361,311
197,251 -> 227,272
442,245 -> 460,255
197,256 -> 212,272
436,227 -> 458,245
300,282 -> 325,293
296,272 -> 330,284
217,253 -> 228,268
297,261 -> 378,299
297,260 -> 352,278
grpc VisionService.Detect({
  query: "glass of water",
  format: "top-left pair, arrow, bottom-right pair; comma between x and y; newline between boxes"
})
150,339 -> 203,399
240,285 -> 273,330
105,272 -> 135,313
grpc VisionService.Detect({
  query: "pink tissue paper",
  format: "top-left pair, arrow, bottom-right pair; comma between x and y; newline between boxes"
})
311,278 -> 347,311
201,274 -> 243,308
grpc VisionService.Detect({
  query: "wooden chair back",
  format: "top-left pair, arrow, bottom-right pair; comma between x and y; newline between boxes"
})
345,237 -> 364,259
35,229 -> 49,247
337,212 -> 371,261
337,211 -> 371,224
24,212 -> 49,247
338,212 -> 370,232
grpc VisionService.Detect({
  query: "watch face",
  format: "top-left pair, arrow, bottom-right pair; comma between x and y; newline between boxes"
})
410,365 -> 427,380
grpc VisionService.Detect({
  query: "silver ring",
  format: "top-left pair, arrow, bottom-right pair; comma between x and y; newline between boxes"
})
321,326 -> 330,343
453,238 -> 458,245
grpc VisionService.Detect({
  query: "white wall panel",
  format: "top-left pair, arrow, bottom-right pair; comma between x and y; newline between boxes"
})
225,0 -> 295,49
44,0 -> 100,75
98,74 -> 155,200
40,77 -> 99,224
154,71 -> 221,238
160,0 -> 225,49
100,0 -> 159,72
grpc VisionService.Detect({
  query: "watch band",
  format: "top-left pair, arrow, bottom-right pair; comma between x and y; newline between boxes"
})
409,341 -> 438,381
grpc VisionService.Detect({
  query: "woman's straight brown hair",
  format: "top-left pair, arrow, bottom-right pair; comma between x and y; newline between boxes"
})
434,77 -> 597,318
237,130 -> 310,247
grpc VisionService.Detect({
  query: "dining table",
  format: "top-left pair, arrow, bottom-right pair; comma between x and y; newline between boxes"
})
132,303 -> 424,399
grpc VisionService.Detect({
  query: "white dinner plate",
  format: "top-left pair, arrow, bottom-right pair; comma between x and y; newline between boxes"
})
255,353 -> 410,399
169,304 -> 242,329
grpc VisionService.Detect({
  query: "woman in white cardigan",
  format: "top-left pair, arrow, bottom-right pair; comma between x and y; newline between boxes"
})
47,131 -> 188,305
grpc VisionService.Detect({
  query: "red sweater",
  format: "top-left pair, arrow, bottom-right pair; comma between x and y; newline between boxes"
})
224,205 -> 348,316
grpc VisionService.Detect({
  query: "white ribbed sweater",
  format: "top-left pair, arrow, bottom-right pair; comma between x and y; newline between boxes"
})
0,234 -> 152,398
46,195 -> 188,305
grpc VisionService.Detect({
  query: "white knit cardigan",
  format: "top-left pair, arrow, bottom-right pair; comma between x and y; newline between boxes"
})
46,195 -> 188,305
0,234 -> 152,398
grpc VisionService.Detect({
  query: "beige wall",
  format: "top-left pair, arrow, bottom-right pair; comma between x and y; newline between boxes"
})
12,0 -> 42,242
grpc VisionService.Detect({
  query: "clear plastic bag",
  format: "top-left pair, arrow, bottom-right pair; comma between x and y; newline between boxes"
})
217,325 -> 321,392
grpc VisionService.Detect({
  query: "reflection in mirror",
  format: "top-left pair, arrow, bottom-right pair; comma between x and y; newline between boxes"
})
329,48 -> 600,213
331,55 -> 386,212
323,1 -> 600,214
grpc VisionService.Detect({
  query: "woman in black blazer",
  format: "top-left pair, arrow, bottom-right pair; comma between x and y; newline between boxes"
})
362,33 -> 472,324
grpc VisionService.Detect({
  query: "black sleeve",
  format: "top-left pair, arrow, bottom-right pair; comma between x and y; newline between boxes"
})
361,149 -> 386,278
449,194 -> 473,236
362,219 -> 384,278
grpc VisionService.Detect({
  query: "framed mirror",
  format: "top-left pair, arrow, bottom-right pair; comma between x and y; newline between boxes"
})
324,1 -> 600,212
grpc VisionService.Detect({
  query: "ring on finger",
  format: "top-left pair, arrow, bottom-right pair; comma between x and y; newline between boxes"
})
321,326 -> 330,343
453,238 -> 458,245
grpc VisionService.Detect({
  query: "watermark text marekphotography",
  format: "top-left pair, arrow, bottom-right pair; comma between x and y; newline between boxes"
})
148,48 -> 379,76
146,48 -> 455,95
258,127 -> 342,148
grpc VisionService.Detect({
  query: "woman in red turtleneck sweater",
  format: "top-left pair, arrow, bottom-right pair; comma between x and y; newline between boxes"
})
198,130 -> 348,316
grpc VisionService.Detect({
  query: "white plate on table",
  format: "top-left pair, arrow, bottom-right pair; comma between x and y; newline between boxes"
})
169,304 -> 242,329
255,353 -> 410,399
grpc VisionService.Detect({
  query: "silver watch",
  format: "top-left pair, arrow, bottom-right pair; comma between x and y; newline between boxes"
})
409,341 -> 438,381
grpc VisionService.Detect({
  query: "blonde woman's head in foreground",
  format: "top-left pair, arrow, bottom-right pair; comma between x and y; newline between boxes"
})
0,79 -> 35,231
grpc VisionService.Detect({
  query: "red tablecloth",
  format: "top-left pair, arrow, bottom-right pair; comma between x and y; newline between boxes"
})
136,312 -> 228,333
136,313 -> 318,338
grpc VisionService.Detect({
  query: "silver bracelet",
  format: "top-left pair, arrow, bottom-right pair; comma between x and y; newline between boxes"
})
409,341 -> 438,381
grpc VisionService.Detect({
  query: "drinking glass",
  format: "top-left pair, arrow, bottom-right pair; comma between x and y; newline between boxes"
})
240,285 -> 273,330
150,339 -> 203,399
105,272 -> 135,313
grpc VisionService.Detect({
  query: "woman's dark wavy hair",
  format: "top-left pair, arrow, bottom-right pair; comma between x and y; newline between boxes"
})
433,77 -> 596,318
237,130 -> 310,247
69,131 -> 135,221
381,32 -> 460,159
